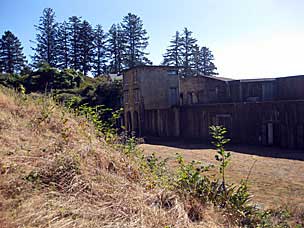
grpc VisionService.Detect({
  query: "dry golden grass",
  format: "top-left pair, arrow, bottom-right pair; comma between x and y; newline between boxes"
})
0,87 -> 228,228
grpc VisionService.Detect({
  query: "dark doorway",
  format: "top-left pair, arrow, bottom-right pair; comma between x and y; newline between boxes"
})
127,111 -> 132,132
216,114 -> 232,138
262,122 -> 280,146
133,111 -> 140,136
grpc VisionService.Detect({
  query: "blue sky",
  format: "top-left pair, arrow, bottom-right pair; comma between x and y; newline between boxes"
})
1,0 -> 304,78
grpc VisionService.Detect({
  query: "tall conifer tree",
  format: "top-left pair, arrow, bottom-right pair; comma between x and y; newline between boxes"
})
180,27 -> 197,76
200,46 -> 218,76
107,24 -> 125,73
162,31 -> 182,68
92,24 -> 107,76
121,13 -> 151,68
56,21 -> 69,69
0,31 -> 26,73
163,28 -> 219,76
79,20 -> 94,75
192,44 -> 203,76
68,16 -> 82,71
32,8 -> 58,67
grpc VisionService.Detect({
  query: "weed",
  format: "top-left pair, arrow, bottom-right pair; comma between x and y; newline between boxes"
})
209,125 -> 231,191
142,153 -> 171,189
174,153 -> 213,200
123,135 -> 138,155
24,170 -> 40,183
35,95 -> 56,125
73,103 -> 123,143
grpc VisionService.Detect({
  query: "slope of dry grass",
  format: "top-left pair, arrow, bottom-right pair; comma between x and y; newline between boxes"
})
0,87 -> 226,228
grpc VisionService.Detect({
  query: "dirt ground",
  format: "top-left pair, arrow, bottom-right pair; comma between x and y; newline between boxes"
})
139,140 -> 304,209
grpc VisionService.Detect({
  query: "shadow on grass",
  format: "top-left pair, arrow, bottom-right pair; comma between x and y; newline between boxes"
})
144,137 -> 304,161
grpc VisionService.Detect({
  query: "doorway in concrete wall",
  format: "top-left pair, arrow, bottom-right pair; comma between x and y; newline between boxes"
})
267,123 -> 274,145
127,111 -> 132,132
133,111 -> 139,136
262,122 -> 280,146
216,114 -> 232,138
296,124 -> 304,149
120,113 -> 125,129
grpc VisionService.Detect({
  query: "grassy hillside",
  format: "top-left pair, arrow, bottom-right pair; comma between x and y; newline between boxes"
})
0,87 -> 224,228
1,87 -> 303,228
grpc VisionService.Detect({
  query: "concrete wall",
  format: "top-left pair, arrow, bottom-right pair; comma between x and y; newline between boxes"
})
123,67 -> 304,149
229,76 -> 304,103
123,66 -> 179,135
137,67 -> 179,110
181,100 -> 304,149
143,108 -> 180,137
229,80 -> 276,102
142,100 -> 304,149
123,68 -> 141,134
180,76 -> 230,104
276,75 -> 304,100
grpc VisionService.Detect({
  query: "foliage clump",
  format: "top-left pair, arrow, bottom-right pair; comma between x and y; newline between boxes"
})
23,62 -> 83,92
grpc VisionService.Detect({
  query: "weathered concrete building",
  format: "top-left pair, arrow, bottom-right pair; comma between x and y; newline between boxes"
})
123,66 -> 304,149
180,76 -> 232,105
123,66 -> 179,136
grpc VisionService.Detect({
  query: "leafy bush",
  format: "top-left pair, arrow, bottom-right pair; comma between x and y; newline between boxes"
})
174,154 -> 214,199
209,125 -> 231,189
55,93 -> 83,108
0,73 -> 22,88
23,62 -> 83,92
68,102 -> 123,142
93,79 -> 122,109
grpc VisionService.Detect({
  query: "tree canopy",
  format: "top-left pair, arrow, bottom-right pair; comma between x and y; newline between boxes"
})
0,31 -> 26,74
162,28 -> 218,76
30,9 -> 153,75
121,13 -> 151,68
32,8 -> 58,67
3,8 -> 219,76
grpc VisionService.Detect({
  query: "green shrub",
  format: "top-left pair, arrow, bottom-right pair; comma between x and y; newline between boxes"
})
23,63 -> 83,92
209,125 -> 231,190
0,73 -> 22,88
70,103 -> 123,142
174,154 -> 213,199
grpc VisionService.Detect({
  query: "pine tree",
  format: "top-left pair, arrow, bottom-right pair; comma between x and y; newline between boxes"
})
56,21 -> 69,69
68,16 -> 82,71
0,31 -> 26,73
32,8 -> 58,67
180,27 -> 198,76
92,24 -> 107,76
79,20 -> 94,75
162,31 -> 182,68
191,44 -> 203,76
0,47 -> 4,73
121,13 -> 151,68
107,24 -> 125,73
200,46 -> 218,76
